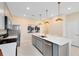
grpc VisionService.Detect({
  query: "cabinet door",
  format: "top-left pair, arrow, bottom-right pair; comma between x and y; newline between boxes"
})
42,40 -> 53,56
37,38 -> 42,53
32,35 -> 36,46
53,43 -> 69,56
35,37 -> 39,48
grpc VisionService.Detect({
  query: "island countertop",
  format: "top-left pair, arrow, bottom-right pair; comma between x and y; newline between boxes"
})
32,33 -> 71,46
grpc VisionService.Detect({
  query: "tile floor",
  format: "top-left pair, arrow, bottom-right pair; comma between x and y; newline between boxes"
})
17,39 -> 42,56
17,38 -> 79,56
71,46 -> 79,56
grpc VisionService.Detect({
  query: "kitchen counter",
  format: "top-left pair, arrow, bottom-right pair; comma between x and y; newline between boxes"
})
32,33 -> 71,56
0,29 -> 7,35
0,35 -> 17,56
33,33 -> 71,46
0,35 -> 18,44
0,29 -> 19,56
3,35 -> 18,40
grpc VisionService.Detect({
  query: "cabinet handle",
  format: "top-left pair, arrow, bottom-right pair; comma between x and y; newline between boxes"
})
45,43 -> 52,46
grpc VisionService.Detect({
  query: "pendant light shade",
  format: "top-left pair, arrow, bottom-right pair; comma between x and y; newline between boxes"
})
56,17 -> 63,21
56,2 -> 63,21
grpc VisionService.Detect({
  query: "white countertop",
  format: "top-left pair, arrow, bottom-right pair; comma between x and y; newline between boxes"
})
4,35 -> 18,39
33,33 -> 71,46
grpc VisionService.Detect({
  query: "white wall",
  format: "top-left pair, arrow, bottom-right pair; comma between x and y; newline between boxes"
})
64,12 -> 79,46
34,17 -> 64,37
64,12 -> 79,38
0,12 -> 4,29
0,2 -> 4,29
49,18 -> 63,36
12,16 -> 38,43
0,2 -> 13,30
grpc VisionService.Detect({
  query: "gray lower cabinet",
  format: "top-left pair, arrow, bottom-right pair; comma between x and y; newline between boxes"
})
32,35 -> 43,54
32,35 -> 69,56
32,35 -> 53,56
42,40 -> 53,56
37,38 -> 42,53
59,43 -> 69,56
32,35 -> 37,47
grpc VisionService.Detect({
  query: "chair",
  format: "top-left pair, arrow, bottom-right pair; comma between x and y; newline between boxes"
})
0,49 -> 3,56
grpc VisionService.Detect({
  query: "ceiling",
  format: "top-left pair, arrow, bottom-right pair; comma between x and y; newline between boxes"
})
6,2 -> 79,19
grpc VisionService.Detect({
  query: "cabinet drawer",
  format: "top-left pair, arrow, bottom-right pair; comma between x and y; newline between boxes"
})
42,40 -> 53,56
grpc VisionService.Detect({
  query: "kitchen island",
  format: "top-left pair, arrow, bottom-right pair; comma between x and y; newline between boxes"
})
32,33 -> 71,56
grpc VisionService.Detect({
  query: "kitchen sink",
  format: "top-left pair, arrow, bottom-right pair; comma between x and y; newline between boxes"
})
40,35 -> 47,38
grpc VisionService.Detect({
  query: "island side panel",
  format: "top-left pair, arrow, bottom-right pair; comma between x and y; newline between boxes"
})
59,43 -> 69,56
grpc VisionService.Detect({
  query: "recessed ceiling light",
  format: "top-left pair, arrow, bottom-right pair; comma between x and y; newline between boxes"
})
67,8 -> 71,10
26,7 -> 30,10
24,14 -> 26,16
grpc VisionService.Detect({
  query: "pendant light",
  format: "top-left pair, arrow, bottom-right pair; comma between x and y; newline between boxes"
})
45,9 -> 48,17
38,14 -> 42,25
39,14 -> 42,20
56,2 -> 63,21
44,9 -> 49,24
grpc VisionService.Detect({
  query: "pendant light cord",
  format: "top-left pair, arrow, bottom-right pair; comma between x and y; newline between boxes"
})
56,2 -> 63,21
46,9 -> 48,17
58,2 -> 60,16
39,14 -> 42,20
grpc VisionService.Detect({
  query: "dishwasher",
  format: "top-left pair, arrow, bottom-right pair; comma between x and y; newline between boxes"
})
42,40 -> 53,56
